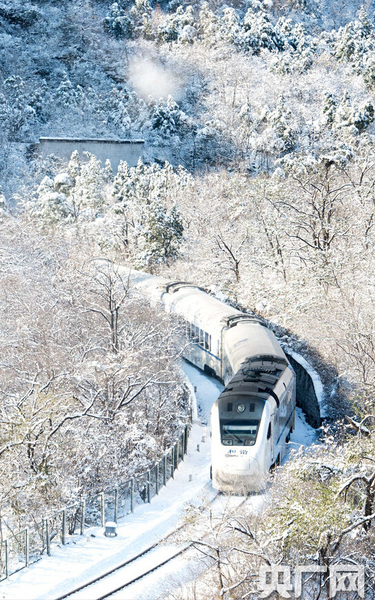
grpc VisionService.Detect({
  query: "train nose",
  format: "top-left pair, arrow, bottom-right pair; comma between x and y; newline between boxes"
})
214,456 -> 266,493
224,455 -> 251,471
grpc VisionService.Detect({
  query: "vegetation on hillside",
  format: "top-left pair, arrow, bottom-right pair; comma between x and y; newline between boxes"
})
1,0 -> 375,595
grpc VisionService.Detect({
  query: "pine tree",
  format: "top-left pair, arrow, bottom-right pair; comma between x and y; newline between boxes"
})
135,200 -> 184,270
103,2 -> 134,39
150,95 -> 193,137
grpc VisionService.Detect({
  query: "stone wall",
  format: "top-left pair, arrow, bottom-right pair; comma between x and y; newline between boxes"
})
39,138 -> 144,171
286,353 -> 321,428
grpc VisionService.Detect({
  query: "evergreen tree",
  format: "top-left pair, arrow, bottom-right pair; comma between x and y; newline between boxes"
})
150,95 -> 193,137
135,200 -> 184,270
157,5 -> 195,44
103,2 -> 134,39
323,91 -> 375,135
130,0 -> 154,40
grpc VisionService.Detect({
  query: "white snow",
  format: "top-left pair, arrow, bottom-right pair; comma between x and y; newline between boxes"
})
0,361 -> 317,600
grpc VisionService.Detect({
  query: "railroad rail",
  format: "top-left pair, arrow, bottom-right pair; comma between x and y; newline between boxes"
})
56,493 -> 251,600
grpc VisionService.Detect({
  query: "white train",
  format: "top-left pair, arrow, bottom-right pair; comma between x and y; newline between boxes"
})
130,270 -> 296,493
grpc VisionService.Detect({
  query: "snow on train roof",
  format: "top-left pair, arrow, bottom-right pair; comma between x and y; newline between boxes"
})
163,286 -> 241,330
224,320 -> 287,372
127,272 -> 281,362
128,269 -> 244,331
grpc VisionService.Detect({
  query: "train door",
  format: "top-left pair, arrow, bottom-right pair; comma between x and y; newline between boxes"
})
274,407 -> 280,462
267,415 -> 275,467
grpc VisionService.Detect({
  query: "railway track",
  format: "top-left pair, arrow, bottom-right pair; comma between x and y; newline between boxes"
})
55,494 -> 251,600
55,521 -> 190,600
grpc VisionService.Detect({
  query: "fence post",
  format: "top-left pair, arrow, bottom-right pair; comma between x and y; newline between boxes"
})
164,454 -> 167,485
147,471 -> 151,503
80,499 -> 85,536
100,492 -> 105,527
46,519 -> 51,556
130,478 -> 134,513
25,528 -> 29,568
62,510 -> 66,545
5,539 -> 8,579
156,462 -> 160,495
114,488 -> 118,523
171,447 -> 175,479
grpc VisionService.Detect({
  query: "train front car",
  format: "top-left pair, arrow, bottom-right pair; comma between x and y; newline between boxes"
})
211,318 -> 296,493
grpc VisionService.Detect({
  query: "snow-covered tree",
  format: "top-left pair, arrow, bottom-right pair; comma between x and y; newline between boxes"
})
0,227 -> 188,529
24,151 -> 111,226
157,5 -> 195,44
135,200 -> 184,270
150,95 -> 194,137
323,91 -> 375,135
104,2 -> 135,39
0,187 -> 8,221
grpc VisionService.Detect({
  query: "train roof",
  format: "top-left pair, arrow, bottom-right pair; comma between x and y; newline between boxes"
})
127,272 -> 283,364
224,321 -> 287,373
127,270 -> 258,331
163,286 -> 245,330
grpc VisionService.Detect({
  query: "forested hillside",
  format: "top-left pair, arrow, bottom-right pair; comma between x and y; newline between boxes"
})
1,0 -> 375,597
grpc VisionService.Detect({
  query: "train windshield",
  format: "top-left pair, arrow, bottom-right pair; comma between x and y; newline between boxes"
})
221,420 -> 259,446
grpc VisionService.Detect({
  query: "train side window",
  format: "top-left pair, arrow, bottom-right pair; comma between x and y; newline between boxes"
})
205,331 -> 210,350
250,403 -> 255,412
267,423 -> 272,440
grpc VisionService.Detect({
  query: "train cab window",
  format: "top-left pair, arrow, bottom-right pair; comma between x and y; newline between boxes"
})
221,420 -> 260,446
249,403 -> 255,412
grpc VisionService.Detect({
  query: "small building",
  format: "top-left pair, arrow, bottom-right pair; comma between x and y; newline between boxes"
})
38,137 -> 145,171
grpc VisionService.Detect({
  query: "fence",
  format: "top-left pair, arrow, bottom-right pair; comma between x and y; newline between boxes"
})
0,424 -> 189,581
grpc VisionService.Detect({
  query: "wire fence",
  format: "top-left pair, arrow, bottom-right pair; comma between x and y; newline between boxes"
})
0,424 -> 189,582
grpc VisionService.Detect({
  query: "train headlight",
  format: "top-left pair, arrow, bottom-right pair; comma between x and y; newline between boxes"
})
236,403 -> 246,413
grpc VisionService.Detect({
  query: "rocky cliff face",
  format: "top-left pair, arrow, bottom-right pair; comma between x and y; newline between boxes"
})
286,353 -> 321,428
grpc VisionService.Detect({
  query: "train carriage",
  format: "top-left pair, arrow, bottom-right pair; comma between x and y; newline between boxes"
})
129,270 -> 296,493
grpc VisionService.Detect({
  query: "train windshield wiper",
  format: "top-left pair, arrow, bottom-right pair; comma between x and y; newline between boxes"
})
224,430 -> 243,444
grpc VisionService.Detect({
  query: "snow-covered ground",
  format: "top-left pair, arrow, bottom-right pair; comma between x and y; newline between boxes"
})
0,361 -> 317,600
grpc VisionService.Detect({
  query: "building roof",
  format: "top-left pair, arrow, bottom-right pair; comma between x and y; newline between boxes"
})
39,137 -> 145,144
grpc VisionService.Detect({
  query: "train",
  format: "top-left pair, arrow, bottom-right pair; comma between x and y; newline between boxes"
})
129,270 -> 296,493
